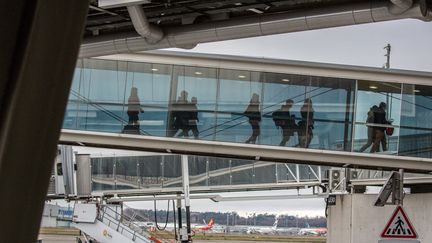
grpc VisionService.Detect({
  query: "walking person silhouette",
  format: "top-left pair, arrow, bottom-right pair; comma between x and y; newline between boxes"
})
298,98 -> 314,148
244,93 -> 261,144
170,90 -> 189,137
272,99 -> 297,146
123,87 -> 143,134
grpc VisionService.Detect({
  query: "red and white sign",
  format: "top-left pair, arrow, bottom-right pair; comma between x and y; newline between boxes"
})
381,206 -> 417,239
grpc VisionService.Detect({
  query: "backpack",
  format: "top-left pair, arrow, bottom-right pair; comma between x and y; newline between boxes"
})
366,105 -> 377,124
272,109 -> 284,127
288,114 -> 297,129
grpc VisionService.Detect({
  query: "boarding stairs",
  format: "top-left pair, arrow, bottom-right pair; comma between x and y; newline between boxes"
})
72,203 -> 171,243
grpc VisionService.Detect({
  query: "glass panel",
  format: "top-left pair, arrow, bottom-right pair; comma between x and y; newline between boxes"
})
276,164 -> 298,183
125,62 -> 172,136
261,73 -> 309,147
138,156 -> 163,188
354,80 -> 401,154
168,66 -> 218,140
253,162 -> 276,184
208,157 -> 231,186
298,165 -> 320,181
64,64 -> 83,129
162,155 -> 182,188
188,156 -> 208,187
307,77 -> 355,151
399,84 -> 432,158
91,157 -> 115,191
215,69 -> 263,144
115,157 -> 138,190
69,61 -> 92,132
231,160 -> 254,185
78,59 -> 128,133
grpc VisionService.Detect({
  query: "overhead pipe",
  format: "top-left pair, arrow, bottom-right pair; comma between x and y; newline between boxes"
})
126,5 -> 164,43
80,0 -> 431,58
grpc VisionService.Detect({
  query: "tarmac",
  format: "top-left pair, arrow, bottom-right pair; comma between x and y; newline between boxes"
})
38,233 -> 324,243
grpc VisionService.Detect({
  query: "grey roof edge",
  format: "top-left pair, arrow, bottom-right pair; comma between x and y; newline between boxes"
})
135,49 -> 432,79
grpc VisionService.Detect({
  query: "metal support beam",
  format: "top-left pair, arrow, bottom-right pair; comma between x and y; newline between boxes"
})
61,145 -> 76,195
99,0 -> 151,9
95,181 -> 322,197
176,193 -> 182,241
374,170 -> 405,207
60,129 -> 432,173
107,193 -> 327,203
0,2 -> 88,243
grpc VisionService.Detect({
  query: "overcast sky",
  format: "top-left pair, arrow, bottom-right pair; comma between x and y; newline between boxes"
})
73,19 -> 432,218
170,19 -> 432,72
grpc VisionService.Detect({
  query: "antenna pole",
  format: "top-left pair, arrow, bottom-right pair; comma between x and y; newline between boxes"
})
384,43 -> 391,69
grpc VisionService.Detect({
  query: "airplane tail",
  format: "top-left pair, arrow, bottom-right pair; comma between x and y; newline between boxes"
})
272,218 -> 279,230
305,222 -> 310,228
208,218 -> 215,227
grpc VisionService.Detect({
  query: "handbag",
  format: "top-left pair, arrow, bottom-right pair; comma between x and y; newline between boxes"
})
386,127 -> 394,136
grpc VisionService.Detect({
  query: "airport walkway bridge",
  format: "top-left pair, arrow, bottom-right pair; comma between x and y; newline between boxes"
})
60,51 -> 432,174
64,151 -> 432,200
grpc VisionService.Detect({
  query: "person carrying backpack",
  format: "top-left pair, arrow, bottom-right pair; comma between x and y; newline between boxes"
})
273,99 -> 296,146
358,105 -> 378,152
371,102 -> 389,153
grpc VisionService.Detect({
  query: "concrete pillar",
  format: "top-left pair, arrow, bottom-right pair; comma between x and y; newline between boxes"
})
0,2 -> 88,242
327,193 -> 432,243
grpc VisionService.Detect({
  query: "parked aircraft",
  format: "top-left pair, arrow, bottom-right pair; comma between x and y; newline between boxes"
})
246,219 -> 279,235
192,219 -> 215,231
298,223 -> 327,236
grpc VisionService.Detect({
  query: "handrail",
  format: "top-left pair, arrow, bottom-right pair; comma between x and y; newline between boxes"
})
99,205 -> 172,243
69,90 -> 151,135
99,205 -> 153,242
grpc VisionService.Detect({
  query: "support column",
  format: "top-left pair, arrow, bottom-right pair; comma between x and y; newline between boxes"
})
181,155 -> 192,242
61,145 -> 76,195
76,154 -> 92,196
0,2 -> 88,243
177,193 -> 183,240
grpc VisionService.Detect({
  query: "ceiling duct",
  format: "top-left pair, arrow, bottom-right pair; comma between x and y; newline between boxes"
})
127,5 -> 163,43
389,0 -> 414,14
80,0 -> 431,58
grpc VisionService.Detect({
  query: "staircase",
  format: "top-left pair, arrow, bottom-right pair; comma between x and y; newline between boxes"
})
72,203 -> 171,243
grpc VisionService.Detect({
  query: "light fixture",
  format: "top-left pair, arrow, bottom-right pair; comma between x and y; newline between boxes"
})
414,89 -> 420,93
281,78 -> 290,82
195,71 -> 203,75
238,75 -> 246,79
235,2 -> 242,6
369,85 -> 378,90
248,8 -> 264,14
151,68 -> 159,72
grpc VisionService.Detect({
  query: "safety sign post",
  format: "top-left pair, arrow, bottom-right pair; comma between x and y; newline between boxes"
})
381,206 -> 417,239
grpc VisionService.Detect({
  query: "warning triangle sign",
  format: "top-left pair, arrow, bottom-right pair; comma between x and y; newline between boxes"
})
381,206 -> 417,239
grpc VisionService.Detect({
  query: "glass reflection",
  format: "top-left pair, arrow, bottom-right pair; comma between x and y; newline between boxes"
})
262,74 -> 309,147
125,62 -> 172,137
67,57 -> 432,160
399,84 -> 432,158
307,77 -> 355,151
215,69 -> 263,144
354,81 -> 401,154
169,66 -> 218,140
